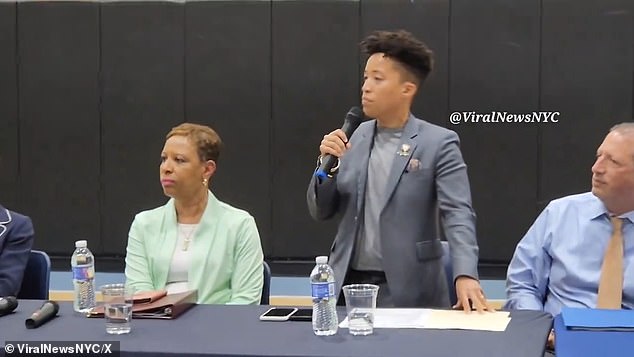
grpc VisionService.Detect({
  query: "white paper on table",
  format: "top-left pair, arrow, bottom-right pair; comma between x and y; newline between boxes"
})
424,310 -> 511,332
339,308 -> 431,329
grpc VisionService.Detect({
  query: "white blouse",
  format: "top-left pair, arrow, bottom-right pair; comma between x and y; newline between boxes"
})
164,223 -> 198,294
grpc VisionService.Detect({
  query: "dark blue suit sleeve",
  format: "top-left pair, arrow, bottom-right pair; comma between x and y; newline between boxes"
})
0,213 -> 35,296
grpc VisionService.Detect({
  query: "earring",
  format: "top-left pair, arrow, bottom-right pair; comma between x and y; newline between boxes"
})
202,178 -> 208,186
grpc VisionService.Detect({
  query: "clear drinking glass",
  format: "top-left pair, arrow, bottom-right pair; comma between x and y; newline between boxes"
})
101,284 -> 133,335
342,284 -> 379,336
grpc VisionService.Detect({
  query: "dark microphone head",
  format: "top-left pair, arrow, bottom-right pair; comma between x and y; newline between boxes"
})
314,107 -> 365,179
341,106 -> 364,137
45,301 -> 60,314
0,296 -> 18,316
25,300 -> 59,329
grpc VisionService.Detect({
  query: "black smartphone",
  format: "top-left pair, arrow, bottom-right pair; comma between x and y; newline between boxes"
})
289,308 -> 312,321
259,307 -> 298,321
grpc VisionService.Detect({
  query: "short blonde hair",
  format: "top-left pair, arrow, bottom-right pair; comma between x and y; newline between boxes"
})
609,122 -> 634,163
610,122 -> 634,135
166,123 -> 223,163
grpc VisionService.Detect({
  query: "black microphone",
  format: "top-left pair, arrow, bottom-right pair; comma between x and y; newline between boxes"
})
315,106 -> 364,179
25,301 -> 59,329
0,296 -> 18,317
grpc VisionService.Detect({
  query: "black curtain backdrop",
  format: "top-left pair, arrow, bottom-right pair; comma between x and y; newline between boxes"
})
0,0 -> 632,276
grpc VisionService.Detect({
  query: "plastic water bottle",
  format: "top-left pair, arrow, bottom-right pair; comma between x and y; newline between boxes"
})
71,240 -> 96,313
310,256 -> 338,336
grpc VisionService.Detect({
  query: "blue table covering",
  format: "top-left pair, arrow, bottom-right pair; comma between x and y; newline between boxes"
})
1,300 -> 552,357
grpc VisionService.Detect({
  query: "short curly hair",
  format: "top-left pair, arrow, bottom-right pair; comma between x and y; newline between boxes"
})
166,123 -> 223,163
360,30 -> 434,85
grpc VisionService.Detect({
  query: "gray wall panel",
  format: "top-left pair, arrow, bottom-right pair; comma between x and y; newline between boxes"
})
0,2 -> 18,209
18,2 -> 100,254
185,1 -> 272,255
449,0 -> 541,262
271,0 -> 360,257
101,2 -> 184,255
539,0 -> 633,206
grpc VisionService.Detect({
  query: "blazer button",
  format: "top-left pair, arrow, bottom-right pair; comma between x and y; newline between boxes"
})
354,216 -> 358,221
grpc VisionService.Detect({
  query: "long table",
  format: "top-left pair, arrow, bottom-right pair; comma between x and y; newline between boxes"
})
1,300 -> 552,357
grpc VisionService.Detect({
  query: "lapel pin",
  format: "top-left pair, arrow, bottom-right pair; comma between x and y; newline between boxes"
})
398,144 -> 411,156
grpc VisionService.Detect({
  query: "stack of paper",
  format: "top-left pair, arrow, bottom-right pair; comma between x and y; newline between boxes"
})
339,308 -> 430,329
425,310 -> 511,332
339,308 -> 511,331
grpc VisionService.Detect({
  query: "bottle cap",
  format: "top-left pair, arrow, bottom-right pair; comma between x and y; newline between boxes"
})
75,240 -> 87,248
315,256 -> 328,264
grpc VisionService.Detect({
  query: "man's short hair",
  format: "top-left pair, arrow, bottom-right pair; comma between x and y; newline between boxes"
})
609,122 -> 634,163
360,30 -> 434,85
609,122 -> 634,135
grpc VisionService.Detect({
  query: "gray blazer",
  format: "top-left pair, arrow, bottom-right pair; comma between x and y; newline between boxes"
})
307,115 -> 479,307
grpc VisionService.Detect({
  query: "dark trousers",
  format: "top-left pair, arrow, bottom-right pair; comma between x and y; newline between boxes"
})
338,269 -> 395,308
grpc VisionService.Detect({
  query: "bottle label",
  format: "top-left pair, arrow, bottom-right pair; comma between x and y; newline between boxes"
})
73,265 -> 94,280
311,282 -> 335,299
76,254 -> 87,265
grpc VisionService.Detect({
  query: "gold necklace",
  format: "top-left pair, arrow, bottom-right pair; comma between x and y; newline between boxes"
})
180,225 -> 197,251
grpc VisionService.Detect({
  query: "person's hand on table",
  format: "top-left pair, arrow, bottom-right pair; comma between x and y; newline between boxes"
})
453,276 -> 495,313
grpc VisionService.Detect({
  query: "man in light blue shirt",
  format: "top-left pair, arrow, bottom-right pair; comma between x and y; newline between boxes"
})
506,123 -> 634,353
506,123 -> 634,316
506,192 -> 634,315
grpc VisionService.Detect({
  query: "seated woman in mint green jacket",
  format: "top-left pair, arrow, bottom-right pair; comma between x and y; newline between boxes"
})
124,123 -> 264,305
